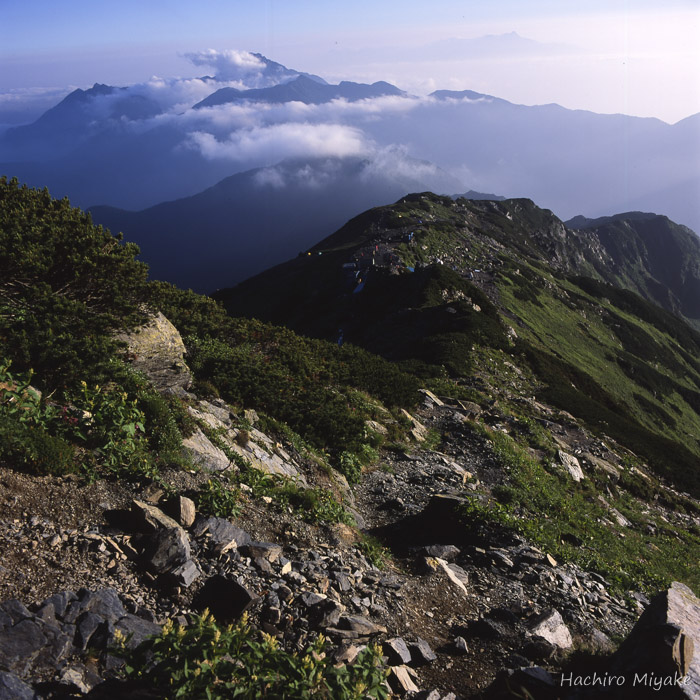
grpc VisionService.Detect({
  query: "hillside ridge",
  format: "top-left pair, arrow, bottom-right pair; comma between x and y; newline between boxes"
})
1,178 -> 699,698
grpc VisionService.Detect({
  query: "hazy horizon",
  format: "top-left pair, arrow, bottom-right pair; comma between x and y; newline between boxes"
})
2,0 -> 699,126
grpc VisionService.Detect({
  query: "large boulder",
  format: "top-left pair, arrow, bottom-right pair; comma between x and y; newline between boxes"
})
607,581 -> 699,698
116,311 -> 191,393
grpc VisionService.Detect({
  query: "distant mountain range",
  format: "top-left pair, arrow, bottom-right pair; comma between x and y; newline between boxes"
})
194,75 -> 404,108
89,156 -> 464,293
1,51 -> 699,287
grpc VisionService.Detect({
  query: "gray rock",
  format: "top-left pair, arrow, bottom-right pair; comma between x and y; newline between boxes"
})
182,428 -> 231,472
434,558 -> 468,596
142,527 -> 191,574
0,599 -> 31,627
166,496 -> 196,528
490,550 -> 515,569
34,591 -> 77,622
0,617 -> 72,675
59,663 -> 102,694
0,619 -> 47,673
0,671 -> 36,700
454,636 -> 469,654
300,592 -> 327,608
194,575 -> 259,623
587,626 -> 615,653
383,637 -> 412,665
253,557 -> 274,574
337,615 -> 387,637
75,611 -> 104,650
388,665 -> 420,695
557,450 -> 584,481
419,544 -> 461,561
131,500 -> 181,533
195,517 -> 251,553
610,581 -> 700,698
239,542 -> 283,563
309,599 -> 345,629
334,644 -> 364,664
420,389 -> 445,406
525,609 -> 572,649
508,666 -> 557,689
114,615 -> 162,649
413,691 -> 442,700
67,589 -> 126,624
170,559 -> 201,588
522,635 -> 557,661
409,637 -> 438,665
201,400 -> 232,425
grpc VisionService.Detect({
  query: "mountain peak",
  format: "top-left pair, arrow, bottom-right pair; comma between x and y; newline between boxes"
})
194,76 -> 405,109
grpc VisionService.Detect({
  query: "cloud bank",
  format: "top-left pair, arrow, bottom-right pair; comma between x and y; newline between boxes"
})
183,49 -> 267,82
188,122 -> 371,163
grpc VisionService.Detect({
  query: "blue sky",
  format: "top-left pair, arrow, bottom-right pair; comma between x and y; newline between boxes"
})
2,0 -> 699,122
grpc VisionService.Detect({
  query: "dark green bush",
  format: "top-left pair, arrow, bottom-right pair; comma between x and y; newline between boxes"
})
0,416 -> 76,475
136,391 -> 187,465
0,177 -> 148,391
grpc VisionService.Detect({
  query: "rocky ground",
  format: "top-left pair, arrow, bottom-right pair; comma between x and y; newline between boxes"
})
1,383 -> 698,698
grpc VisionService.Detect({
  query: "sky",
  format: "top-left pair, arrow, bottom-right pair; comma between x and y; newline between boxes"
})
1,0 -> 699,124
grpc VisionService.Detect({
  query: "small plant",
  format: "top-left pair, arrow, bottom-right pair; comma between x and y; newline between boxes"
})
195,478 -> 241,518
116,610 -> 389,699
422,428 -> 443,451
70,381 -> 158,482
275,482 -> 353,526
0,362 -> 56,428
357,534 -> 390,569
336,450 -> 362,485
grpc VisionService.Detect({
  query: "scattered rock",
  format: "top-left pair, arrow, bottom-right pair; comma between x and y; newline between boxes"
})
420,389 -> 445,407
194,517 -> 251,553
170,559 -> 201,588
401,409 -> 429,442
389,665 -> 420,695
557,450 -> 584,482
454,636 -> 469,654
193,575 -> 259,623
418,544 -> 461,561
164,496 -> 196,529
434,557 -> 469,596
525,609 -> 573,650
383,637 -> 412,665
130,500 -> 181,532
141,527 -> 191,575
0,671 -> 36,700
409,638 -> 438,665
240,542 -> 283,563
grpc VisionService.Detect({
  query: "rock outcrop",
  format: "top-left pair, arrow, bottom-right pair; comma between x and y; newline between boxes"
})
606,581 -> 699,698
116,311 -> 191,393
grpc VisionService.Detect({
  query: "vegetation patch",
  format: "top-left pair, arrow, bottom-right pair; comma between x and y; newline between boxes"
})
465,422 -> 700,594
116,611 -> 389,699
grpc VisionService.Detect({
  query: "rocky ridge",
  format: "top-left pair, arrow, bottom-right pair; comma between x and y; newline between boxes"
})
1,315 -> 699,699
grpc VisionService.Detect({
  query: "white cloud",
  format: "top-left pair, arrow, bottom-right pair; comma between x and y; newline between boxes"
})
183,49 -> 266,82
253,166 -> 287,188
188,122 -> 372,163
